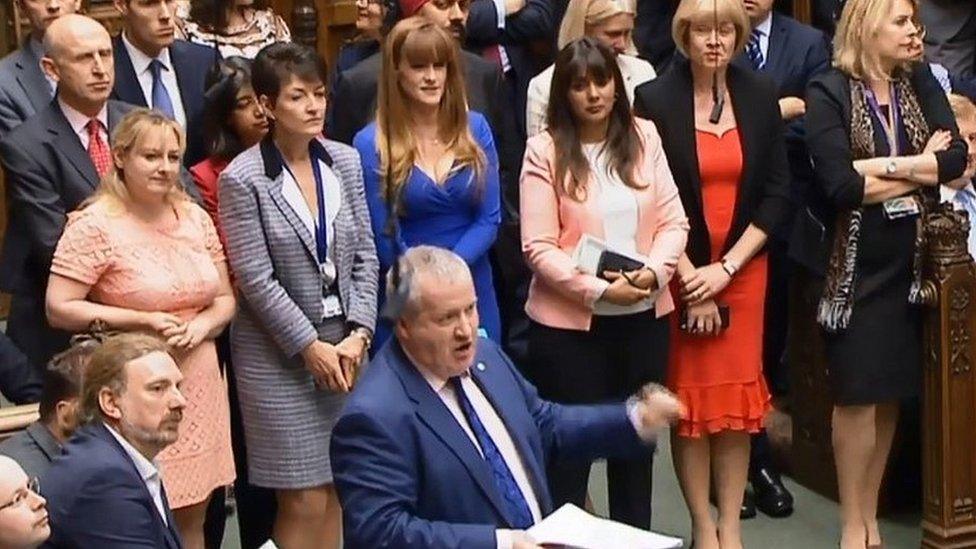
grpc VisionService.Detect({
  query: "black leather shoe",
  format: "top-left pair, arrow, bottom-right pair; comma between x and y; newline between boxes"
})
751,467 -> 794,517
741,489 -> 757,519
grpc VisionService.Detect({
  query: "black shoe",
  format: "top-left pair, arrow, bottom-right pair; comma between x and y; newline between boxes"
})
751,466 -> 794,518
741,489 -> 757,519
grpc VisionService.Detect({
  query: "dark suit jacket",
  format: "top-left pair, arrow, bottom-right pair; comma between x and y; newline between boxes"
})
801,64 -> 968,274
111,37 -> 218,167
0,421 -> 61,479
732,13 -> 830,246
633,59 -> 793,267
328,50 -> 522,220
41,422 -> 182,549
0,41 -> 53,139
466,0 -> 554,138
635,0 -> 680,74
0,332 -> 41,404
331,337 -> 648,549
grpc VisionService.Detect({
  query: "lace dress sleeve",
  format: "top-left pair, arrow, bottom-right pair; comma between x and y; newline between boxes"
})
50,209 -> 114,286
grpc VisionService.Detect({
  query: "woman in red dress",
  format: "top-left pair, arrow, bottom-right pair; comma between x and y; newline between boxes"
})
634,0 -> 791,547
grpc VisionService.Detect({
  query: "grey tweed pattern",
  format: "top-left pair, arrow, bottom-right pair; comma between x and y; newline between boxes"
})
218,137 -> 378,488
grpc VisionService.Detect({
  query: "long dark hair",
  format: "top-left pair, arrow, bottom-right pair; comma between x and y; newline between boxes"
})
547,37 -> 643,201
190,0 -> 271,33
203,56 -> 255,160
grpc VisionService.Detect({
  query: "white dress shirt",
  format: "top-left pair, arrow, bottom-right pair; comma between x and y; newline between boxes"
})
525,54 -> 656,137
754,12 -> 773,63
120,33 -> 188,129
280,155 -> 344,318
415,362 -> 542,549
58,98 -> 108,150
105,424 -> 169,526
581,142 -> 654,316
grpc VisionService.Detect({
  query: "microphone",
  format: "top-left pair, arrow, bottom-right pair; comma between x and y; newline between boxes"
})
708,73 -> 724,124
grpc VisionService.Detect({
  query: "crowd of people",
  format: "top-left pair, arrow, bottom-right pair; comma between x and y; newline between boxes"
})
0,0 -> 973,548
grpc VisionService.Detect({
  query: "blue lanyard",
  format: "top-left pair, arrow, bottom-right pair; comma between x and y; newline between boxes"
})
281,147 -> 329,265
864,83 -> 901,155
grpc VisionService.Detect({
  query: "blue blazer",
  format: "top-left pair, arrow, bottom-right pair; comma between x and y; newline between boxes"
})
331,337 -> 649,549
111,36 -> 219,167
40,423 -> 183,549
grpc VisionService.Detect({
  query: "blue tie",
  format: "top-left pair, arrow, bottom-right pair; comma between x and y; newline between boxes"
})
746,30 -> 764,70
450,376 -> 534,529
148,59 -> 176,120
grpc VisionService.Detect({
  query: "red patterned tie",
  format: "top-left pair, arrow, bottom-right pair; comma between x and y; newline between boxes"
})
87,119 -> 111,178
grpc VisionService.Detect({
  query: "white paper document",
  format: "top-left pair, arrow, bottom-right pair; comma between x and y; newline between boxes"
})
527,504 -> 684,549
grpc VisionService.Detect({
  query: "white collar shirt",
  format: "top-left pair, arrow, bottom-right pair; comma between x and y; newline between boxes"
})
58,98 -> 108,150
120,33 -> 187,129
754,13 -> 773,63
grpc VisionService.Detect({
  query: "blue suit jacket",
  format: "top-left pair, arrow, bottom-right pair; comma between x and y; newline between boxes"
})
40,422 -> 183,549
0,41 -> 53,139
331,337 -> 648,549
111,36 -> 219,167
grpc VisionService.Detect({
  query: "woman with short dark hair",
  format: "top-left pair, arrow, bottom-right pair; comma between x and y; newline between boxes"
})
178,0 -> 290,58
218,42 -> 378,549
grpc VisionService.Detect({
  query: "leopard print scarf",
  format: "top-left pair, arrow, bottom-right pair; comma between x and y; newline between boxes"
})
817,76 -> 930,332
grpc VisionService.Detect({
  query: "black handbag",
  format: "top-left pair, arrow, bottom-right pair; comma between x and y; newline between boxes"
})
595,250 -> 644,280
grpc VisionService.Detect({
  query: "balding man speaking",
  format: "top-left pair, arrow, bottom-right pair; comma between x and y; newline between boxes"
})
331,246 -> 684,549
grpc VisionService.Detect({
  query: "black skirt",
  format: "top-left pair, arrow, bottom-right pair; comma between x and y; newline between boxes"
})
823,204 -> 923,405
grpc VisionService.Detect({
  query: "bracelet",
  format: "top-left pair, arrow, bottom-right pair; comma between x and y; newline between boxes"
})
720,258 -> 738,277
350,327 -> 373,350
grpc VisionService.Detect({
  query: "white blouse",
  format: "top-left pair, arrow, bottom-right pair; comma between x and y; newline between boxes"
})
281,158 -> 344,318
582,143 -> 655,316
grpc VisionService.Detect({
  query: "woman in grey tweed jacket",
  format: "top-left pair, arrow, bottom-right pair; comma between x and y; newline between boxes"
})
217,43 -> 378,549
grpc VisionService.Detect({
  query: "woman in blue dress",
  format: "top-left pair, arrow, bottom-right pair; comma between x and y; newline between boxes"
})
354,17 -> 501,349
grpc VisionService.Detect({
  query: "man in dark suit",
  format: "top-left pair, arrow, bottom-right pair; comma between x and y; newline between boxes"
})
0,340 -> 93,480
0,15 -> 130,369
41,333 -> 185,549
110,0 -> 217,167
0,0 -> 80,138
634,0 -> 680,74
921,0 -> 975,79
733,0 -> 830,520
331,246 -> 683,549
466,0 -> 553,139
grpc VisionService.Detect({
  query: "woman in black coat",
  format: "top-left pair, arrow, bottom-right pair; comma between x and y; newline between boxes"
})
803,0 -> 970,546
633,0 -> 791,546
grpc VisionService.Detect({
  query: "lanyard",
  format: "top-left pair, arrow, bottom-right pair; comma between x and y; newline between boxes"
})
281,147 -> 329,265
864,83 -> 901,156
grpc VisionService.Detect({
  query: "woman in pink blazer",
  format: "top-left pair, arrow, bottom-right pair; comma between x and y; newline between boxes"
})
519,38 -> 688,528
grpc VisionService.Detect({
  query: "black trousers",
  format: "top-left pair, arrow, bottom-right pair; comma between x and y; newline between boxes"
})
526,311 -> 669,529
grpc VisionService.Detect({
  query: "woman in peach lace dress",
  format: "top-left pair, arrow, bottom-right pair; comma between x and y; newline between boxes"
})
45,109 -> 236,549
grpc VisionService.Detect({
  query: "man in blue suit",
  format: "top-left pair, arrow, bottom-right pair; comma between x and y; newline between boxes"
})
331,246 -> 683,549
41,333 -> 186,549
110,0 -> 218,166
734,0 -> 830,520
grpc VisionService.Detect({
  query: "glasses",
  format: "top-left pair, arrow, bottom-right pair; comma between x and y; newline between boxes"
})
0,477 -> 40,512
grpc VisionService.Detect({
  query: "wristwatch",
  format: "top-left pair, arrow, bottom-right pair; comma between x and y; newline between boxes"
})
885,160 -> 898,176
350,327 -> 373,350
720,257 -> 739,277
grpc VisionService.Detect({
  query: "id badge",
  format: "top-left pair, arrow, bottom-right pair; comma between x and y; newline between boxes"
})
882,196 -> 920,220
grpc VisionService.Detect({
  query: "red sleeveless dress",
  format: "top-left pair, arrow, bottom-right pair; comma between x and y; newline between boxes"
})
667,129 -> 771,438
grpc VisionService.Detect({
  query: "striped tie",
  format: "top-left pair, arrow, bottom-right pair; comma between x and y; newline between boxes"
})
746,30 -> 764,70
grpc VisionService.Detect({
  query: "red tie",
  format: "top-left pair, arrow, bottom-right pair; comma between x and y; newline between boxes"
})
87,119 -> 111,178
483,45 -> 504,71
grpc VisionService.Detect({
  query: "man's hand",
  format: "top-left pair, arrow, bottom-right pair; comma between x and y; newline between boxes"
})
778,96 -> 806,120
512,531 -> 543,549
634,384 -> 685,434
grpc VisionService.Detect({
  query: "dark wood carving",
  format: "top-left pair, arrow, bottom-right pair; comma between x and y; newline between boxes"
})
291,0 -> 318,49
920,203 -> 976,548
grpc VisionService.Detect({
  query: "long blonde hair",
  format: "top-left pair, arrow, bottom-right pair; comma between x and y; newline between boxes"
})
375,17 -> 486,212
83,108 -> 191,213
558,0 -> 637,52
833,0 -> 919,80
